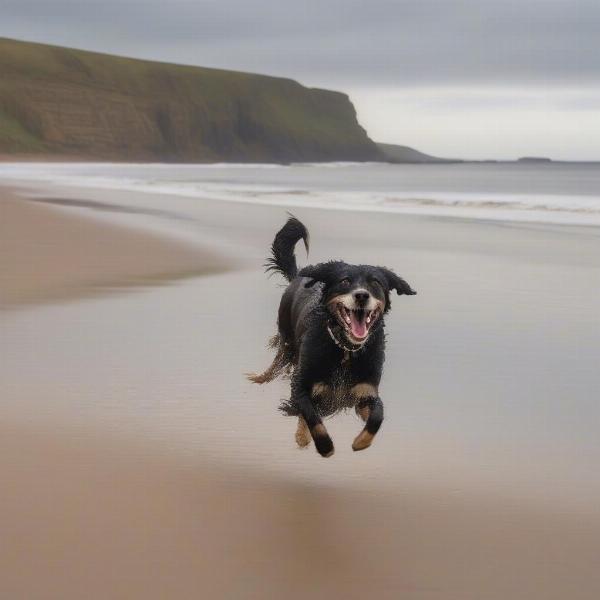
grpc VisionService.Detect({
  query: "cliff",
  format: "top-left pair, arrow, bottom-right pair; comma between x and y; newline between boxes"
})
0,38 -> 380,163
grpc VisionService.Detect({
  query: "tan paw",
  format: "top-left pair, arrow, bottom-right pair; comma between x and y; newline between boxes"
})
352,429 -> 374,451
295,417 -> 311,448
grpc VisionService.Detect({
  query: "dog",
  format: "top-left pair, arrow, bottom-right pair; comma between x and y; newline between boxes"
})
248,216 -> 416,457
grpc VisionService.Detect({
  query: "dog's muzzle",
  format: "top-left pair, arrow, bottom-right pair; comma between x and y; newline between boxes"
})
329,291 -> 382,343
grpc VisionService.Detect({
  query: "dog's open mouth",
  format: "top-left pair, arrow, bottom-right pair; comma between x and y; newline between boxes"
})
336,304 -> 380,341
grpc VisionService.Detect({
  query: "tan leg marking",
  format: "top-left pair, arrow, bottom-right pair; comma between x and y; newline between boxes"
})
311,382 -> 330,397
352,429 -> 375,451
351,384 -> 378,450
312,423 -> 328,437
355,404 -> 370,422
350,383 -> 378,399
352,383 -> 377,421
295,417 -> 311,448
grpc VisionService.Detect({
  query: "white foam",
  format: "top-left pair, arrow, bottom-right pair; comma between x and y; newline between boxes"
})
1,162 -> 599,227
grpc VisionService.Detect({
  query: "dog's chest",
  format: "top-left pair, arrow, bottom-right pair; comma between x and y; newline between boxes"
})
313,362 -> 357,415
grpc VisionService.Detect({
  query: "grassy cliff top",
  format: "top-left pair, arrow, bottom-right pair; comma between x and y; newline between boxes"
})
0,37 -> 379,162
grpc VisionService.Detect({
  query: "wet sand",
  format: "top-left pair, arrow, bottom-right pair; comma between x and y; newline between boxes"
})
1,184 -> 600,599
2,422 -> 600,600
0,189 -> 230,308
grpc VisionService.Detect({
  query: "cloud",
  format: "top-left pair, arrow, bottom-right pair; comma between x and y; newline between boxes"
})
2,0 -> 600,87
350,85 -> 600,160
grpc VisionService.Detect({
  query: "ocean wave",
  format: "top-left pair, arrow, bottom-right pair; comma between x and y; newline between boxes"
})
1,162 -> 599,227
381,192 -> 600,214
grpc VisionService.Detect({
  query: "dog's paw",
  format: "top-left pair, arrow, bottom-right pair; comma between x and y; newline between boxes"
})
296,434 -> 312,448
312,424 -> 335,457
295,418 -> 312,448
315,436 -> 335,457
352,430 -> 374,451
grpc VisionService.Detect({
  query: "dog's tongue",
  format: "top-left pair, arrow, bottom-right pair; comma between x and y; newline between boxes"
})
349,312 -> 368,339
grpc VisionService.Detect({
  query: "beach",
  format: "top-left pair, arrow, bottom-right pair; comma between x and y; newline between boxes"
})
1,168 -> 600,599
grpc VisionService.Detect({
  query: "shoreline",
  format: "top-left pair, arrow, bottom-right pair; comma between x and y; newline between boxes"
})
1,153 -> 599,165
2,161 -> 600,229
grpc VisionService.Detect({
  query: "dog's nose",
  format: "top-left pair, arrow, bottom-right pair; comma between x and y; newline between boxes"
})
353,290 -> 370,304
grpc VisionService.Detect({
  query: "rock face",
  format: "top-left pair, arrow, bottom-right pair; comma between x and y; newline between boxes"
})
0,38 -> 380,162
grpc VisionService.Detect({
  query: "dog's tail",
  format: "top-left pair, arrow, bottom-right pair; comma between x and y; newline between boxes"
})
246,334 -> 292,384
264,215 -> 309,282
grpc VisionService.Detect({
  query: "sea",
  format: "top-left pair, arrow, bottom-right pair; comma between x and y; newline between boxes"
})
1,160 -> 600,226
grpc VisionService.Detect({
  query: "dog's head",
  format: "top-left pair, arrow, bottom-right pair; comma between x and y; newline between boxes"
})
299,261 -> 416,345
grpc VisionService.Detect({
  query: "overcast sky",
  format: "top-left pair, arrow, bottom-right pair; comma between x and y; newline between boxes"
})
3,0 -> 600,159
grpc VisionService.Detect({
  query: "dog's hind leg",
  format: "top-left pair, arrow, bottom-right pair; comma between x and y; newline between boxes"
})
351,384 -> 384,451
247,359 -> 282,384
247,337 -> 289,384
295,417 -> 311,448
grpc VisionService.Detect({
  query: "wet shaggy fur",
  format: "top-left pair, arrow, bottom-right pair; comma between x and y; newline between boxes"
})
248,216 -> 416,456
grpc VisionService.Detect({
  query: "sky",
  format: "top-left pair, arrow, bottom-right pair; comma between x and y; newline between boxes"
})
2,0 -> 600,160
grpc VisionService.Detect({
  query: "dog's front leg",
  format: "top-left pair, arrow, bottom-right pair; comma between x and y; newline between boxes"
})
292,381 -> 334,457
351,384 -> 384,451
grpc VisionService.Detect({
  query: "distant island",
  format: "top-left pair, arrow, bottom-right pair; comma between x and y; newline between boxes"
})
0,37 -> 380,163
517,156 -> 552,163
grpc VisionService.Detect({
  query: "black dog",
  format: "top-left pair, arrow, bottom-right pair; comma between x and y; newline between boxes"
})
249,217 -> 416,457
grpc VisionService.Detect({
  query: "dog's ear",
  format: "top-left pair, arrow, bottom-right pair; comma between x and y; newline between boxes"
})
378,267 -> 416,296
299,262 -> 335,288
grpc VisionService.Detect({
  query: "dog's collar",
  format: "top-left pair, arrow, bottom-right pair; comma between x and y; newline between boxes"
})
326,323 -> 366,354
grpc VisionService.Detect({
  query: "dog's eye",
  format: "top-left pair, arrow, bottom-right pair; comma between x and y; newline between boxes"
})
339,278 -> 351,286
